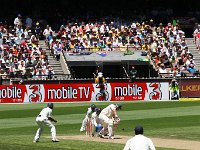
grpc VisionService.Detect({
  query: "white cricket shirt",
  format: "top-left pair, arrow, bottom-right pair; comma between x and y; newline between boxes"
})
123,134 -> 156,150
39,107 -> 52,119
100,104 -> 116,118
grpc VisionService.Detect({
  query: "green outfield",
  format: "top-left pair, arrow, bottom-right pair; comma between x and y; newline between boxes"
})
1,101 -> 200,150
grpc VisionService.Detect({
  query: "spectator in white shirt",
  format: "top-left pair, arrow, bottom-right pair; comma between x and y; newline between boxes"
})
123,125 -> 156,150
14,14 -> 22,28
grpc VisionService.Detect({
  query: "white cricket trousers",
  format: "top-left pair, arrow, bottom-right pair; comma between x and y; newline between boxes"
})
99,114 -> 113,136
81,115 -> 88,128
34,116 -> 56,141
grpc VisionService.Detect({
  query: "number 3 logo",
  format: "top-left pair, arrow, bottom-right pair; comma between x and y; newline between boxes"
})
29,85 -> 42,102
149,83 -> 162,100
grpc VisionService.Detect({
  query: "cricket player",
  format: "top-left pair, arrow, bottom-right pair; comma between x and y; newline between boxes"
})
33,103 -> 59,143
98,103 -> 122,139
80,104 -> 96,132
123,125 -> 156,150
91,108 -> 103,136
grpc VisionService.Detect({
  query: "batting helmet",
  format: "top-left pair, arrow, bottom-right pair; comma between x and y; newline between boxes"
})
115,103 -> 122,110
90,104 -> 96,112
95,107 -> 102,115
47,103 -> 54,109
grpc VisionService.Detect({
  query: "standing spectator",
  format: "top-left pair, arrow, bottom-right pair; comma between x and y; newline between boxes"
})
169,79 -> 179,100
123,125 -> 156,150
95,72 -> 107,101
25,16 -> 33,28
53,41 -> 62,61
43,25 -> 53,44
33,103 -> 59,143
35,22 -> 42,40
129,66 -> 137,82
14,14 -> 22,28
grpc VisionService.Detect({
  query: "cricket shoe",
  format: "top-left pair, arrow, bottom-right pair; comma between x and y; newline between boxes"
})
52,139 -> 59,142
33,140 -> 39,143
108,136 -> 114,139
80,127 -> 85,132
98,133 -> 105,138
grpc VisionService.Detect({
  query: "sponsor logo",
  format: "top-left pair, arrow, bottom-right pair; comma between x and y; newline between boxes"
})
0,86 -> 22,98
29,85 -> 42,102
181,85 -> 200,91
47,86 -> 90,99
149,83 -> 162,100
114,84 -> 143,96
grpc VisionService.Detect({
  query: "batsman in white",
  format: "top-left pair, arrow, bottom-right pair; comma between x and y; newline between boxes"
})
98,103 -> 122,139
80,104 -> 96,132
33,103 -> 59,143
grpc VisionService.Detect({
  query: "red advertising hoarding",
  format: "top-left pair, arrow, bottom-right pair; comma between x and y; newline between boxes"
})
0,82 -> 169,103
180,79 -> 200,98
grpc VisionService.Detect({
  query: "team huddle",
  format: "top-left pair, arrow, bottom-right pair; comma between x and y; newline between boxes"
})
80,103 -> 122,139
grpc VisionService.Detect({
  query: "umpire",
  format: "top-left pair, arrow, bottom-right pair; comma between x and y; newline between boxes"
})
123,125 -> 156,150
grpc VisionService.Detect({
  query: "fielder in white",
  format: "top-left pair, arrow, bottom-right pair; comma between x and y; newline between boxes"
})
33,103 -> 59,143
123,125 -> 156,150
98,103 -> 122,139
80,104 -> 96,132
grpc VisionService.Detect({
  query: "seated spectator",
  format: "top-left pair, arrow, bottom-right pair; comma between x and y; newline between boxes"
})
187,64 -> 197,74
159,63 -> 167,77
23,67 -> 33,79
46,66 -> 55,79
35,68 -> 46,79
0,69 -> 8,79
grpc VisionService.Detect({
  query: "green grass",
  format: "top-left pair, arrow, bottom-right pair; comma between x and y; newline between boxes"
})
1,101 -> 200,150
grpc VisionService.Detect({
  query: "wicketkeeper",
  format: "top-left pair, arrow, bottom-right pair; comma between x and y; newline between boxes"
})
80,104 -> 96,132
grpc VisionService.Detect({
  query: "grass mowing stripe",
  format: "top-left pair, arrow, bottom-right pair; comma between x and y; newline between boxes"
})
120,105 -> 200,120
1,105 -> 200,129
0,104 -> 111,119
0,134 -> 178,150
0,114 -> 86,129
2,101 -> 200,111
0,102 -> 112,111
2,101 -> 200,119
1,115 -> 200,138
117,116 -> 200,139
0,123 -> 82,135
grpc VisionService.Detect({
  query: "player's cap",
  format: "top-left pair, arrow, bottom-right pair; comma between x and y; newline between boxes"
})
134,125 -> 143,135
115,103 -> 122,110
47,102 -> 54,109
90,104 -> 96,112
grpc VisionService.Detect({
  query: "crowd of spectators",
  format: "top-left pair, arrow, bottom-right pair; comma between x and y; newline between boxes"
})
0,14 -> 55,80
47,19 -> 199,78
1,12 -> 199,81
